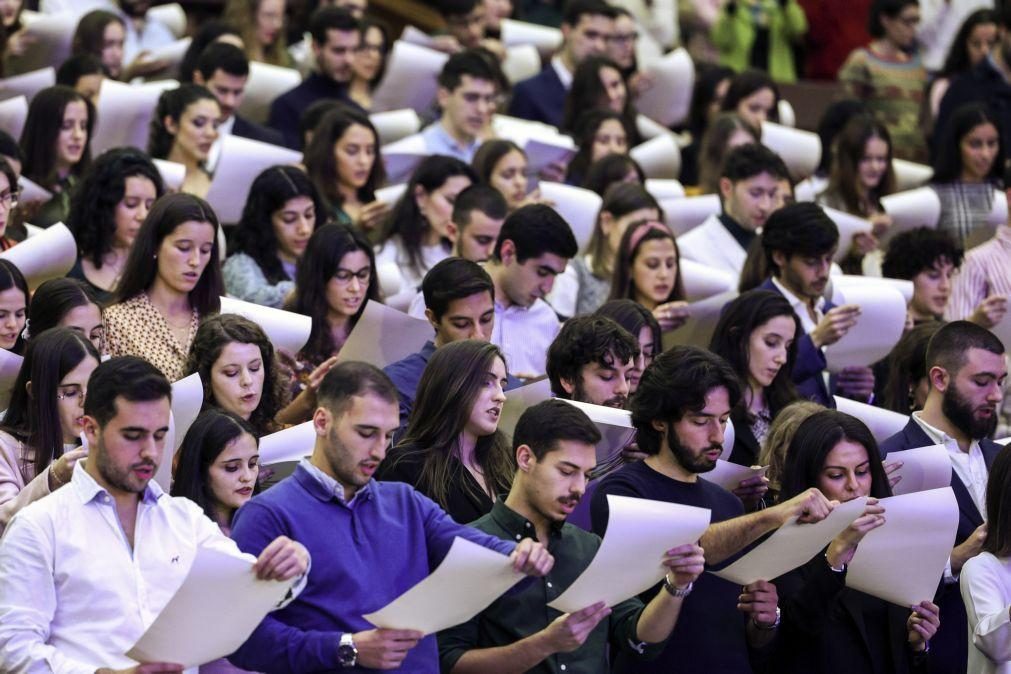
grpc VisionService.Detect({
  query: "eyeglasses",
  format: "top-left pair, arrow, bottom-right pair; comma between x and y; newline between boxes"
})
56,385 -> 85,402
0,190 -> 19,209
334,268 -> 371,284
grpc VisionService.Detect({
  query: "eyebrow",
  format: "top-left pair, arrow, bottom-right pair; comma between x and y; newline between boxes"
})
120,426 -> 169,434
823,460 -> 870,470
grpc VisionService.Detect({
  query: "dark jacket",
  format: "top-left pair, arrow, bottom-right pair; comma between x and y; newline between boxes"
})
233,114 -> 286,147
936,57 -> 1011,156
507,66 -> 567,128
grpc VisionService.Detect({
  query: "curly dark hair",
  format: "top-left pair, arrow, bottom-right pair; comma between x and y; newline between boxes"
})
882,227 -> 964,280
546,315 -> 639,398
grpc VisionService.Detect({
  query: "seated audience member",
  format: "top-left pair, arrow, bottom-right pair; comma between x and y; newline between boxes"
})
931,103 -> 1003,250
304,105 -> 387,228
193,42 -> 286,148
105,193 -> 223,382
380,339 -> 513,523
71,10 -> 126,79
772,410 -> 939,673
269,7 -> 362,148
565,109 -> 631,186
438,0 -> 503,55
0,328 -> 99,531
0,130 -> 21,179
374,155 -> 476,310
149,84 -> 222,197
758,202 -> 869,406
594,299 -> 660,395
693,112 -> 758,195
882,227 -> 964,324
758,399 -> 824,504
926,7 -> 996,124
421,49 -> 502,163
228,361 -> 552,672
27,278 -> 105,353
880,320 -> 1007,674
224,165 -> 323,309
0,356 -> 308,673
0,259 -> 28,354
55,54 -> 105,103
347,18 -> 389,111
561,55 -> 638,144
508,0 -> 615,127
0,157 -> 19,250
678,143 -> 789,275
297,99 -> 342,149
593,345 -> 836,674
546,314 -> 638,409
879,321 -> 943,415
20,86 -> 94,228
607,7 -> 641,83
680,64 -> 736,187
799,98 -> 869,198
961,444 -> 1011,674
609,219 -> 689,332
67,147 -> 165,306
472,139 -> 534,213
285,224 -> 378,399
712,0 -> 807,83
439,398 -> 706,672
179,20 -> 246,83
581,152 -> 645,196
719,70 -> 780,129
224,0 -> 292,67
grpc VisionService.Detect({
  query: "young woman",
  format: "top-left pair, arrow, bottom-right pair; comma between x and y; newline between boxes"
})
561,56 -> 639,145
709,289 -> 800,467
930,103 -> 1003,249
0,0 -> 28,65
348,19 -> 389,111
576,182 -> 661,315
879,320 -> 941,414
472,139 -> 531,212
565,108 -> 632,187
0,328 -> 100,531
719,70 -> 779,130
179,20 -> 245,83
0,157 -> 19,251
70,10 -> 125,79
374,155 -> 476,310
27,278 -> 105,354
838,0 -> 927,162
774,410 -> 939,673
224,0 -> 291,67
187,314 -> 289,437
694,112 -> 759,195
680,64 -> 735,187
379,339 -> 513,524
19,85 -> 94,228
581,153 -> 645,196
608,219 -> 689,333
224,165 -> 324,309
926,9 -> 998,131
0,259 -> 28,354
149,84 -> 221,198
105,193 -> 223,382
594,299 -> 660,395
67,147 -> 165,305
303,106 -> 386,229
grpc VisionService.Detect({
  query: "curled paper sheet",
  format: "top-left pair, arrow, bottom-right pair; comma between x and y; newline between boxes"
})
794,175 -> 827,203
662,289 -> 738,350
825,280 -> 907,371
550,495 -> 711,612
829,273 -> 913,304
364,537 -> 524,634
630,133 -> 681,180
893,159 -> 934,191
372,41 -> 448,113
0,67 -> 54,102
127,547 -> 290,668
499,377 -> 552,438
18,176 -> 51,204
992,304 -> 1011,352
680,258 -> 737,302
846,488 -> 959,607
492,114 -> 569,145
721,418 -> 736,460
997,437 -> 1010,446
636,114 -> 672,141
0,96 -> 27,141
205,135 -> 301,223
822,206 -> 873,263
880,186 -> 942,247
170,373 -> 204,450
500,19 -> 562,55
399,25 -> 436,47
635,48 -> 694,127
152,158 -> 186,192
145,37 -> 192,73
645,179 -> 685,201
0,222 -> 75,288
237,61 -> 301,125
558,399 -> 636,462
833,396 -> 909,444
91,78 -> 179,156
886,444 -> 952,496
523,136 -> 577,177
537,182 -> 602,251
376,261 -> 402,299
777,99 -> 796,128
713,497 -> 867,585
702,462 -> 768,492
5,13 -> 75,75
259,420 -> 315,466
340,300 -> 433,369
381,133 -> 428,186
146,3 -> 188,38
663,194 -> 721,236
219,297 -> 312,355
370,108 -> 422,145
502,45 -> 541,84
375,182 -> 407,207
0,347 -> 23,410
761,121 -> 821,180
988,189 -> 1008,226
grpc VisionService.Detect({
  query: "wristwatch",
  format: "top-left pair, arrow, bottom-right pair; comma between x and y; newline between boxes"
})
338,633 -> 358,668
662,573 -> 693,598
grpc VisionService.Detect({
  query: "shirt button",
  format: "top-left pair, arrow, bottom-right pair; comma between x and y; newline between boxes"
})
515,534 -> 522,540
547,582 -> 553,588
561,665 -> 567,671
525,522 -> 531,528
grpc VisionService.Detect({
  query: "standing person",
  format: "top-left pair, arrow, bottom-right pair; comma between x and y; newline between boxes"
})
711,0 -> 808,83
148,84 -> 221,198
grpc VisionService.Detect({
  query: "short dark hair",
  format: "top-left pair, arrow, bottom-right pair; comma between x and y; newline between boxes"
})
761,202 -> 839,274
882,228 -> 964,280
562,0 -> 616,26
317,361 -> 398,418
84,356 -> 172,427
453,184 -> 507,226
439,0 -> 479,18
547,315 -> 639,398
513,399 -> 602,460
437,48 -> 502,92
869,0 -> 919,38
721,142 -> 790,183
926,320 -> 1005,375
421,257 -> 495,320
196,41 -> 249,80
493,204 -> 578,263
310,6 -> 360,45
631,346 -> 742,456
56,54 -> 104,88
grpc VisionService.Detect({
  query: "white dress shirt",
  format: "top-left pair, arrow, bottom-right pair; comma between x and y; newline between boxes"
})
912,411 -> 989,518
961,551 -> 1011,674
550,56 -> 573,90
491,298 -> 560,378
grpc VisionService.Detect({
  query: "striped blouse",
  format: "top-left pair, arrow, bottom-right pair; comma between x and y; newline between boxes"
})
946,225 -> 1011,321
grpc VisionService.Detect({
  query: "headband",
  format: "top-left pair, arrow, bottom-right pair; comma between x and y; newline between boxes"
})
628,220 -> 672,254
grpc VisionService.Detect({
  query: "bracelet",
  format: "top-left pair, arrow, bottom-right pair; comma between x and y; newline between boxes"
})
752,606 -> 781,630
49,465 -> 66,489
662,573 -> 693,598
825,552 -> 846,573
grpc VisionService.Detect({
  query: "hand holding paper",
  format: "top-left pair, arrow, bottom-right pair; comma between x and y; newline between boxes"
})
883,445 -> 951,496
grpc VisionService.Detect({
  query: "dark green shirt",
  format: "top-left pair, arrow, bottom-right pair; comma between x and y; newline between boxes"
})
438,499 -> 666,673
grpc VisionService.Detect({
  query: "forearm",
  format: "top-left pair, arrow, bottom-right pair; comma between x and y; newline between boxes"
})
275,389 -> 315,426
450,632 -> 554,674
634,589 -> 684,644
701,508 -> 784,565
745,620 -> 777,648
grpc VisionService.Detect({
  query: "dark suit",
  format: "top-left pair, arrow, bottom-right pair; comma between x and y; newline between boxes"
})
233,114 -> 286,147
268,72 -> 362,149
880,419 -> 1002,674
728,406 -> 760,467
507,66 -> 567,128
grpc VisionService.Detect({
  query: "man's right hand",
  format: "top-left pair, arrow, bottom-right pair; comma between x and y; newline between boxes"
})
969,295 -> 1008,329
538,602 -> 611,653
951,522 -> 988,573
96,664 -> 184,673
774,487 -> 835,525
353,628 -> 424,669
810,304 -> 861,348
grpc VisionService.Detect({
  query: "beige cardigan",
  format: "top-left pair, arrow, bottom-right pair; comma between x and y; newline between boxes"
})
0,430 -> 52,533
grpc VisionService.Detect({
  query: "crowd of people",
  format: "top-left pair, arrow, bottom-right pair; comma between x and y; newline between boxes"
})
0,0 -> 1008,672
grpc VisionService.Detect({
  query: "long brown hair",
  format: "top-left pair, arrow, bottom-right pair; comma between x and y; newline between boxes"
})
822,115 -> 896,216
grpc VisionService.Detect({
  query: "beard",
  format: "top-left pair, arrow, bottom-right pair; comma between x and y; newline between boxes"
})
666,423 -> 720,474
572,378 -> 627,409
95,436 -> 156,494
942,384 -> 997,441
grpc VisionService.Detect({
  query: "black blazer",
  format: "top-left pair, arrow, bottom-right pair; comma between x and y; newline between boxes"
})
728,406 -> 760,468
233,114 -> 287,148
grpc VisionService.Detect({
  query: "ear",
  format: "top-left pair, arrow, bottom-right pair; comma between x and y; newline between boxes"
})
413,184 -> 428,212
193,71 -> 206,86
515,443 -> 536,471
771,250 -> 787,271
424,307 -> 440,332
928,365 -> 949,393
81,415 -> 99,448
436,85 -> 450,111
445,220 -> 460,244
559,376 -> 576,396
163,115 -> 179,136
650,418 -> 666,433
599,211 -> 615,238
312,406 -> 331,437
499,239 -> 517,265
718,177 -> 733,202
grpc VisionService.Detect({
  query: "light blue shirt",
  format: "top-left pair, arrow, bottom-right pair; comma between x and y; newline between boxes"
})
420,121 -> 481,163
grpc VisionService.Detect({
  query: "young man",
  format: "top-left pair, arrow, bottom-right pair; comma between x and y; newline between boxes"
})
485,204 -> 579,379
882,227 -> 964,324
421,50 -> 503,162
758,202 -> 869,406
269,7 -> 362,147
229,362 -> 553,673
439,0 -> 504,56
439,399 -> 705,673
592,346 -> 837,674
0,357 -> 309,673
508,0 -> 616,127
546,315 -> 639,409
678,143 -> 791,275
881,320 -> 1007,674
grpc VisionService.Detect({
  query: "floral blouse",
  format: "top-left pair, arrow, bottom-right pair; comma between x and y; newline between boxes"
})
105,294 -> 199,382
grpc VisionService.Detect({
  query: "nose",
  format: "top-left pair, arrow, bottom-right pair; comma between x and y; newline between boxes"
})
492,384 -> 507,403
773,347 -> 787,365
938,274 -> 951,292
615,374 -> 630,398
297,216 -> 312,235
987,383 -> 1004,404
708,419 -> 725,446
139,435 -> 159,461
136,201 -> 149,222
239,368 -> 252,387
540,275 -> 556,296
371,437 -> 388,462
239,465 -> 256,483
3,314 -> 15,330
348,276 -> 362,293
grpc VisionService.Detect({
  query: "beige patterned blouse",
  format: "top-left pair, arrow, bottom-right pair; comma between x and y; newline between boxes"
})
105,294 -> 199,382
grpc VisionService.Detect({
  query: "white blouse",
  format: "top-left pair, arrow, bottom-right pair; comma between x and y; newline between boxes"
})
961,551 -> 1011,674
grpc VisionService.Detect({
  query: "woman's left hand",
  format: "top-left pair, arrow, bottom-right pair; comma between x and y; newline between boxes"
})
907,600 -> 940,651
653,301 -> 690,332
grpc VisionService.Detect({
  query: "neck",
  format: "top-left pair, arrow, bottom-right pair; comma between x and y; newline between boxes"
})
440,118 -> 473,147
908,302 -> 936,323
309,444 -> 358,501
277,249 -> 297,266
488,263 -> 513,309
644,447 -> 697,483
84,457 -> 142,513
55,161 -> 72,181
503,484 -> 553,543
327,312 -> 351,343
872,38 -> 904,59
559,48 -> 576,74
457,429 -> 478,465
167,145 -> 202,173
211,503 -> 234,532
634,291 -> 659,312
147,279 -> 191,315
337,181 -> 360,206
920,396 -> 972,452
747,382 -> 766,413
960,170 -> 985,184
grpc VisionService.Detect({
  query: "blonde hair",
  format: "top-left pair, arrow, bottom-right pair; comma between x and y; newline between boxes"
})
759,400 -> 825,500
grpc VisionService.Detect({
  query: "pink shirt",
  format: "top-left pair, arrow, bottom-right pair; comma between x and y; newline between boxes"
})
947,226 -> 1011,321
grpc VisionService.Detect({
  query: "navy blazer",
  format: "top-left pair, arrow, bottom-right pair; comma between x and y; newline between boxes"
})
880,420 -> 1002,674
233,114 -> 287,148
507,66 -> 567,128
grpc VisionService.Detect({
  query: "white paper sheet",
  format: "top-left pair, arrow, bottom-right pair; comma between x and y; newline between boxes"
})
375,182 -> 408,207
825,282 -> 907,371
499,377 -> 552,438
829,274 -> 914,304
886,444 -> 951,496
702,462 -> 768,492
537,182 -> 602,252
832,396 -> 909,444
880,187 -> 942,245
523,137 -> 577,177
152,158 -> 186,192
558,399 -> 636,462
381,133 -> 429,186
218,296 -> 312,355
644,179 -> 685,201
635,48 -> 694,127
17,176 -> 51,204
988,189 -> 1008,226
664,194 -> 720,237
713,497 -> 867,585
822,206 -> 873,264
399,25 -> 436,48
550,495 -> 710,611
892,159 -> 934,191
237,61 -> 301,125
146,37 -> 192,72
339,300 -> 432,369
364,537 -> 524,633
0,221 -> 75,289
846,487 -> 959,606
127,547 -> 289,668
630,133 -> 681,180
636,114 -> 671,141
170,373 -> 204,448
0,347 -> 24,410
370,108 -> 422,145
5,13 -> 75,75
0,67 -> 54,102
372,41 -> 448,113
258,420 -> 315,466
662,289 -> 738,350
777,99 -> 796,128
205,135 -> 301,223
0,95 -> 27,141
146,3 -> 187,38
500,19 -> 562,55
679,258 -> 737,302
502,45 -> 541,84
721,418 -> 736,460
761,121 -> 821,180
996,436 -> 1010,446
492,114 -> 568,146
91,79 -> 179,156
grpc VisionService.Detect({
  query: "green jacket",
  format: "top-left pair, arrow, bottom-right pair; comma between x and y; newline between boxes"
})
712,0 -> 808,83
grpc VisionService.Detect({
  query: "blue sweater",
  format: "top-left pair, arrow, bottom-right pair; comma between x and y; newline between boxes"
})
228,464 -> 516,673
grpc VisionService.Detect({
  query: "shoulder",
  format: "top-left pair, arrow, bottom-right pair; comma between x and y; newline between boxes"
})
384,352 -> 425,381
962,551 -> 1008,584
105,296 -> 146,320
596,461 -> 653,495
223,252 -> 257,271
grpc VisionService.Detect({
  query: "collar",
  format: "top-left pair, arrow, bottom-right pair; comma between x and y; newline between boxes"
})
717,213 -> 756,251
296,458 -> 372,505
419,340 -> 437,362
71,460 -> 161,506
489,497 -> 564,540
771,275 -> 826,315
428,120 -> 479,156
551,56 -> 573,89
911,411 -> 980,453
